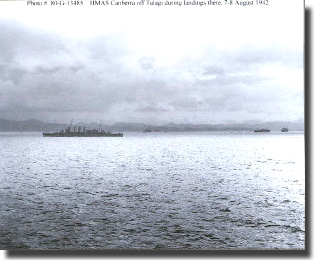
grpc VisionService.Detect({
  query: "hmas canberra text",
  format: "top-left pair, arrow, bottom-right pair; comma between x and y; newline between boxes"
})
90,0 -> 136,5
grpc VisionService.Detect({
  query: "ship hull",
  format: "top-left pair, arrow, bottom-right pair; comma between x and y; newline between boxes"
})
254,129 -> 270,133
43,133 -> 123,137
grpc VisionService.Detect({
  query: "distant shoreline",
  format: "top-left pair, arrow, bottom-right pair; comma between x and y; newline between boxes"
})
0,118 -> 304,133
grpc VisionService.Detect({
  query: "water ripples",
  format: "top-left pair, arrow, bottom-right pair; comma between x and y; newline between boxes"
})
0,132 -> 305,249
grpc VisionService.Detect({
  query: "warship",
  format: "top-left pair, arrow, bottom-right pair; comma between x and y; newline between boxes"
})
254,128 -> 270,133
43,121 -> 123,137
281,127 -> 289,132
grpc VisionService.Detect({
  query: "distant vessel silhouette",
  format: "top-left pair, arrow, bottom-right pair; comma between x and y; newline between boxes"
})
254,129 -> 270,133
43,121 -> 123,137
281,127 -> 289,132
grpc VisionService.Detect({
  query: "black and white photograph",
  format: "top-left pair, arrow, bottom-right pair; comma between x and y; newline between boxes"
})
0,0 -> 305,251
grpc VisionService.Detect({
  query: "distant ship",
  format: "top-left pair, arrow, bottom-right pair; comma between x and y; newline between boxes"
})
43,122 -> 123,137
254,129 -> 270,133
281,127 -> 289,132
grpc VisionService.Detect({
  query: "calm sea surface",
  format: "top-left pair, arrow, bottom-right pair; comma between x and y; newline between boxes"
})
0,132 -> 305,249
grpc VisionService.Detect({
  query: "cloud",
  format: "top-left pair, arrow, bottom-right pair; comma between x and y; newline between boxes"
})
138,57 -> 155,71
0,18 -> 304,124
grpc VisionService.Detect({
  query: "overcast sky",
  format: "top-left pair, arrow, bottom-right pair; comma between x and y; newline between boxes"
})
0,0 -> 304,124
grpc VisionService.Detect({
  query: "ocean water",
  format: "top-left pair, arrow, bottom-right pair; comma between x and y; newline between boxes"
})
0,132 -> 305,249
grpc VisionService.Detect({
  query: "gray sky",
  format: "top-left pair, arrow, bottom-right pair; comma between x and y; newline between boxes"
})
0,1 -> 304,124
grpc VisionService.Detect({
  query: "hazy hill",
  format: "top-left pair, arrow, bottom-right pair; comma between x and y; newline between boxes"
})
0,118 -> 304,132
0,118 -> 67,132
112,121 -> 304,132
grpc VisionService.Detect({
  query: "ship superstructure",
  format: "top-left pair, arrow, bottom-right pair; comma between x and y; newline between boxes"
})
43,121 -> 123,137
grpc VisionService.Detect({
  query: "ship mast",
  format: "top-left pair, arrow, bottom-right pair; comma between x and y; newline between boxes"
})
99,119 -> 102,132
